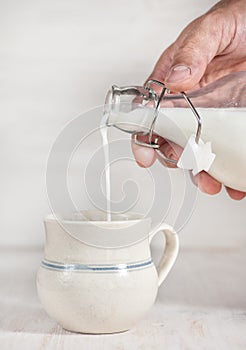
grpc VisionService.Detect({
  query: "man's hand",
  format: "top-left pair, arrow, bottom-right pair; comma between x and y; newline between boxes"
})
132,0 -> 246,200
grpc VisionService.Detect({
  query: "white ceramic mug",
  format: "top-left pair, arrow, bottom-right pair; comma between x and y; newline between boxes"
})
36,211 -> 179,334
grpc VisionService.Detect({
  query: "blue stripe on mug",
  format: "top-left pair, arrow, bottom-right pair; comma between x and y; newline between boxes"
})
41,259 -> 153,272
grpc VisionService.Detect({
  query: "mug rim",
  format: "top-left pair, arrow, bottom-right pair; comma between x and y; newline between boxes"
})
44,210 -> 151,226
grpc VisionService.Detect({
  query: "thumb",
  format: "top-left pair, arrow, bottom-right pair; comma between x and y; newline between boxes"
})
150,13 -> 226,92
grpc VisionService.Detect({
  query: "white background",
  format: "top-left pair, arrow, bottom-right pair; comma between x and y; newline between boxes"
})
0,0 -> 245,248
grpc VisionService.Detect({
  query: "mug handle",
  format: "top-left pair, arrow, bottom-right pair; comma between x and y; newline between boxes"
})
149,223 -> 179,287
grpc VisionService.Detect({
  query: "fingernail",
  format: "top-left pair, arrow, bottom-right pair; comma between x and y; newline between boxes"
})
166,65 -> 191,83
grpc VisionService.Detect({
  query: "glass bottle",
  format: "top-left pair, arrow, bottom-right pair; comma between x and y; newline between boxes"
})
104,71 -> 246,192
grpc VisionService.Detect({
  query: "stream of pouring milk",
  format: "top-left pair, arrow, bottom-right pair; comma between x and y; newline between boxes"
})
100,115 -> 111,221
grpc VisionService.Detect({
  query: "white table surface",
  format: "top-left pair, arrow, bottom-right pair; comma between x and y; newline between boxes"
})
0,245 -> 246,350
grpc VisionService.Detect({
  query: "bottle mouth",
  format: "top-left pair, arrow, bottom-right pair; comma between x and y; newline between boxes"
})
104,86 -> 120,121
103,85 -> 155,134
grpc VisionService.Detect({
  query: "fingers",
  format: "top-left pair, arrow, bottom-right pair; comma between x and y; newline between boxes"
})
194,171 -> 222,195
192,171 -> 246,200
131,135 -> 182,168
131,136 -> 157,168
225,187 -> 246,200
132,137 -> 246,201
157,141 -> 183,168
148,9 -> 234,92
